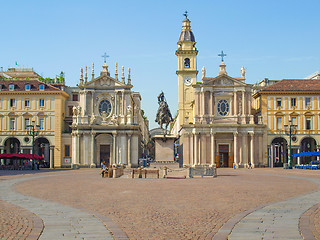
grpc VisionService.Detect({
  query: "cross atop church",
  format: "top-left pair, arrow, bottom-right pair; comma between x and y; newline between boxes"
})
101,52 -> 109,63
183,11 -> 188,18
218,50 -> 227,62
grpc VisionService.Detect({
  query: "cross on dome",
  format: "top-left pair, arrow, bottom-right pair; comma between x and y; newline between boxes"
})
218,50 -> 227,62
101,52 -> 109,63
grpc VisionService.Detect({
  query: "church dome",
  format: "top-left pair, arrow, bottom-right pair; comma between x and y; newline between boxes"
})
179,30 -> 195,42
178,18 -> 195,42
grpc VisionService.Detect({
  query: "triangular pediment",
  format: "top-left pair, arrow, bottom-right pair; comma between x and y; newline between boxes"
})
202,74 -> 247,87
84,74 -> 128,89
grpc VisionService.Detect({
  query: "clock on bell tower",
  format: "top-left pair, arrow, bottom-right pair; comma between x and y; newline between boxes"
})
176,13 -> 198,128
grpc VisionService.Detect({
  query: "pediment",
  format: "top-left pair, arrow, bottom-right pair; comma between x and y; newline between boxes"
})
85,75 -> 127,89
203,75 -> 247,87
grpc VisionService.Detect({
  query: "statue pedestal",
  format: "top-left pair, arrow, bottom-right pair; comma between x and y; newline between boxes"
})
153,134 -> 177,163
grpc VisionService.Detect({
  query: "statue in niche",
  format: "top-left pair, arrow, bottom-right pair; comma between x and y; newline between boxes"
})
90,115 -> 96,124
155,91 -> 173,131
101,111 -> 108,121
127,105 -> 132,116
73,106 -> 81,116
110,114 -> 118,125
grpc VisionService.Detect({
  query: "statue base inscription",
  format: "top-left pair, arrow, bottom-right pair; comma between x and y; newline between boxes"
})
153,134 -> 176,163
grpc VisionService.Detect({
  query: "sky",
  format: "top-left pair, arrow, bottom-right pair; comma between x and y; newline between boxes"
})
1,0 -> 320,129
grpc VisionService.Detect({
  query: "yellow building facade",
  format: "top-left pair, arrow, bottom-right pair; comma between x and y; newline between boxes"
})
253,79 -> 320,167
0,68 -> 69,167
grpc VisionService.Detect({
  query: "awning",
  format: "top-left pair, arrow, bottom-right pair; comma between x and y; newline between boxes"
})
292,151 -> 320,157
0,153 -> 43,160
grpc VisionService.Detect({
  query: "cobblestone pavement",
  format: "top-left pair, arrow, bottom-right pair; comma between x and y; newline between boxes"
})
0,174 -> 114,240
312,204 -> 320,240
0,199 -> 43,240
226,172 -> 320,240
10,168 -> 319,240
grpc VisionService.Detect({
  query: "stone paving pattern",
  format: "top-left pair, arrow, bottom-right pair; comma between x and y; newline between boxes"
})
0,200 -> 35,240
311,204 -> 320,240
10,168 -> 318,240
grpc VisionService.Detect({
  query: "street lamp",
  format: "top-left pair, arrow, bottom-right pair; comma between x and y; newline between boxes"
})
284,119 -> 297,169
27,120 -> 40,170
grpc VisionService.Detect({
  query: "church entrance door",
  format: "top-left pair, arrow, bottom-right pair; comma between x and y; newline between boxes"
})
219,145 -> 229,167
100,145 -> 110,167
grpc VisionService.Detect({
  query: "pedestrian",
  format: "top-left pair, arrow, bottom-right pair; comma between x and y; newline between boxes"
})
101,162 -> 106,178
248,161 -> 252,169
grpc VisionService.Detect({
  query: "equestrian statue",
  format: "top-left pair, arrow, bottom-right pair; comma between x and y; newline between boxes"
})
155,91 -> 173,131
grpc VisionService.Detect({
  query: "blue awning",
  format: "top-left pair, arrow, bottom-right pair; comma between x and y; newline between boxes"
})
292,151 -> 320,157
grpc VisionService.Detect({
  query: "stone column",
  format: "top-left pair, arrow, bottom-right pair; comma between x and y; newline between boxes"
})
242,91 -> 245,116
258,134 -> 263,166
120,134 -> 127,165
50,146 -> 54,168
83,134 -> 89,166
270,145 -> 274,168
90,132 -> 96,167
234,91 -> 237,116
127,134 -> 131,167
71,133 -> 80,168
210,131 -> 215,166
249,132 -> 254,167
248,93 -> 252,115
242,133 -> 247,167
212,93 -> 215,116
194,133 -> 198,166
202,92 -> 206,116
201,134 -> 207,165
233,132 -> 238,168
194,92 -> 199,116
113,133 -> 117,166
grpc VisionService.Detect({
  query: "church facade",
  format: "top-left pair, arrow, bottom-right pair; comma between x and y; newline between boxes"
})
65,63 -> 149,168
172,17 -> 267,167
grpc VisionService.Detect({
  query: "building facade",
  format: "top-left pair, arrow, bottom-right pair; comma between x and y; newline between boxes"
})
0,68 -> 69,167
253,79 -> 320,167
172,17 -> 267,168
0,64 -> 149,168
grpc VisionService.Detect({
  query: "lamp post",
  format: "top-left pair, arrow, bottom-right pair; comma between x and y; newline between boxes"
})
284,119 -> 297,169
27,121 -> 40,170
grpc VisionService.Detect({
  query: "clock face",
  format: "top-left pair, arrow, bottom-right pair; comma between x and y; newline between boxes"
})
183,76 -> 193,86
99,100 -> 112,116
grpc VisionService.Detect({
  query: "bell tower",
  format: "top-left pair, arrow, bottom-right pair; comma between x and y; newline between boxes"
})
176,13 -> 198,128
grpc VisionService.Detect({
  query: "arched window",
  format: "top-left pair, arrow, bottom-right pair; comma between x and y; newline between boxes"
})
184,58 -> 190,68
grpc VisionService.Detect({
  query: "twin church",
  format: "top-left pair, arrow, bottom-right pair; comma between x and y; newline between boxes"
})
8,14 -> 319,169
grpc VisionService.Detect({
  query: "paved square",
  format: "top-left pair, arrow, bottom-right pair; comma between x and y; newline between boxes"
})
1,168 -> 320,239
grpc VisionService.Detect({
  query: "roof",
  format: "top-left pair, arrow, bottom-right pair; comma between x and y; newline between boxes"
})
179,30 -> 195,42
261,79 -> 320,92
0,79 -> 62,92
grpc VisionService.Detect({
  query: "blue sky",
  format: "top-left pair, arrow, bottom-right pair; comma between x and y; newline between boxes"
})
1,0 -> 320,129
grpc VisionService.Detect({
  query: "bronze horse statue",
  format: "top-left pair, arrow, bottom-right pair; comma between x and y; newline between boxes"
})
155,92 -> 173,131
